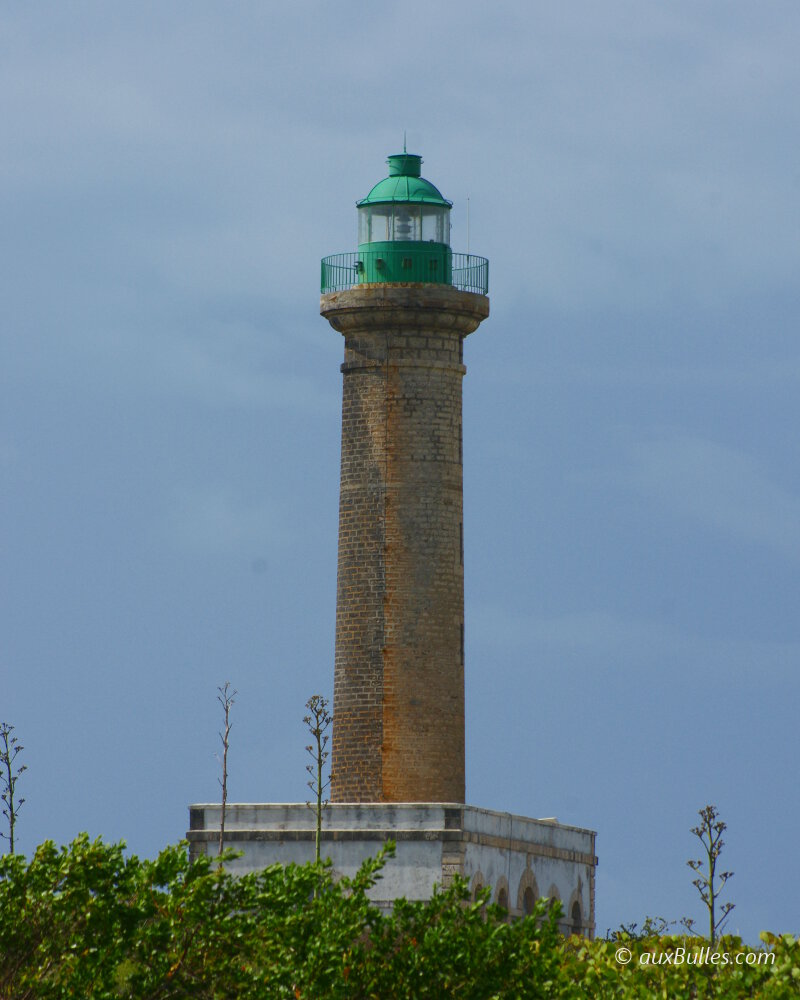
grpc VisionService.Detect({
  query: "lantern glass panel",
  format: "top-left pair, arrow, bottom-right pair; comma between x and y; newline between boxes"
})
391,205 -> 421,241
421,206 -> 450,244
359,205 -> 392,244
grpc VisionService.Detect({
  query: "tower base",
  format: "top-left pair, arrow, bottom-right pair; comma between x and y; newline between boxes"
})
186,802 -> 597,937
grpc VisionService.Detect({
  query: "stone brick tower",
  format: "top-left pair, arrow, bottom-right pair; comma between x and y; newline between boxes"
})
188,152 -> 596,934
320,152 -> 489,803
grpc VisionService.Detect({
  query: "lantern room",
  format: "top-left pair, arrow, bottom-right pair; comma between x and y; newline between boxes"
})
320,150 -> 489,295
355,152 -> 453,285
357,153 -> 451,246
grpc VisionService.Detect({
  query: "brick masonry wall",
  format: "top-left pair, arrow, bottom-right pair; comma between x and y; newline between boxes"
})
321,285 -> 489,803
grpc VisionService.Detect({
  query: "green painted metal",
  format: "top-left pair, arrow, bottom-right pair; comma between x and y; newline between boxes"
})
321,252 -> 489,295
388,152 -> 421,176
354,242 -> 452,285
357,174 -> 451,207
357,152 -> 452,208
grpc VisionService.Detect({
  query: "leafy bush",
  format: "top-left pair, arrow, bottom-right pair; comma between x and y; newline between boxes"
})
1,835 -> 797,998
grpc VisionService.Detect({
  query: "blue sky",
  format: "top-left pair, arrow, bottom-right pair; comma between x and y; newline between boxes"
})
2,2 -> 799,941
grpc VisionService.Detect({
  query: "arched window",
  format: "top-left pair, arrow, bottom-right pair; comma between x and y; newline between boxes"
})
522,886 -> 536,916
497,887 -> 508,911
571,901 -> 582,935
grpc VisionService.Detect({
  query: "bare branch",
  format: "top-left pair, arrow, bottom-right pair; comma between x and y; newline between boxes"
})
0,722 -> 26,854
687,804 -> 734,943
303,694 -> 332,869
216,683 -> 237,858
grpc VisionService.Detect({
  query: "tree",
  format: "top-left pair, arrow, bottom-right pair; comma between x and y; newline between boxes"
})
687,804 -> 734,942
303,694 -> 331,865
216,682 -> 236,857
0,722 -> 26,855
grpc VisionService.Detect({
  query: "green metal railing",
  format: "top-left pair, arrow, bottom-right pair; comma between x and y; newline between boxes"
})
321,251 -> 489,295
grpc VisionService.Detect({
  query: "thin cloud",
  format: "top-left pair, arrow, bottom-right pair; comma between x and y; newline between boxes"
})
623,436 -> 800,558
483,356 -> 800,391
146,329 -> 336,412
164,486 -> 288,557
470,604 -> 799,678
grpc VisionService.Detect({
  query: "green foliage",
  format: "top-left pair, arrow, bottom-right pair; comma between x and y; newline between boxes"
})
607,915 -> 675,940
561,933 -> 800,1000
0,834 -> 798,998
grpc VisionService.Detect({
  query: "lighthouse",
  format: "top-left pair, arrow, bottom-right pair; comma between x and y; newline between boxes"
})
320,151 -> 489,804
188,149 -> 597,935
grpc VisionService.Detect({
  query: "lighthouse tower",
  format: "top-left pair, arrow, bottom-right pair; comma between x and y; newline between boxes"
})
188,150 -> 597,935
320,152 -> 489,804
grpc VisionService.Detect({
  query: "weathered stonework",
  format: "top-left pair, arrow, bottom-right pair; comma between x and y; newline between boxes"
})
184,272 -> 599,935
321,284 -> 490,804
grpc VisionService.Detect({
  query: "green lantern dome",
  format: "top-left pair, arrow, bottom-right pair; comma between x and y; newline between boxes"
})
357,154 -> 452,209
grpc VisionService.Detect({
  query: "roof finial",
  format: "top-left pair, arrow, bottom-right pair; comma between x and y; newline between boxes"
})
403,130 -> 407,153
